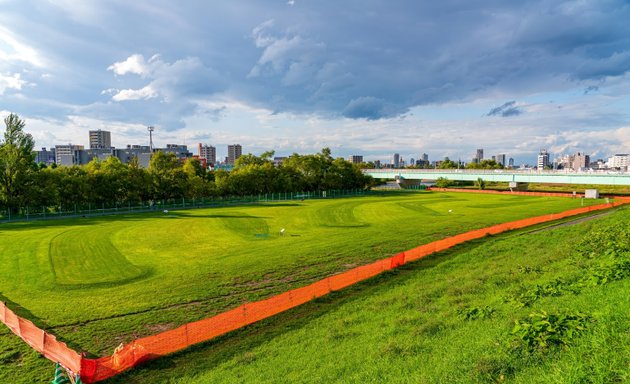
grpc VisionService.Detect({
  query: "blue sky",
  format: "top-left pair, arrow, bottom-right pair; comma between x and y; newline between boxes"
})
1,0 -> 629,164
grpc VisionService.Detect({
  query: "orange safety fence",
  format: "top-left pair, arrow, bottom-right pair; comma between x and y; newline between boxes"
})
0,301 -> 82,373
0,191 -> 628,383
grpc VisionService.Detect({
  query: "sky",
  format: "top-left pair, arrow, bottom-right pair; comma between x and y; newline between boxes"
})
1,0 -> 629,165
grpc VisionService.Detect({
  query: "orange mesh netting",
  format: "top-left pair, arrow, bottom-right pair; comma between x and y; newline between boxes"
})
0,190 -> 627,383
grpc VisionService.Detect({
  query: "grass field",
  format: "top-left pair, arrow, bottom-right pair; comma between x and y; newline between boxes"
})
0,191 -> 613,382
107,206 -> 630,384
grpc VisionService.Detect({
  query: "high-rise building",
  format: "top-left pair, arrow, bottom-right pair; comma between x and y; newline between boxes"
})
198,143 -> 217,165
421,153 -> 429,162
496,154 -> 506,166
227,144 -> 242,165
537,149 -> 550,170
475,148 -> 484,162
89,130 -> 112,149
348,155 -> 363,164
393,153 -> 400,168
55,144 -> 85,166
508,157 -> 515,167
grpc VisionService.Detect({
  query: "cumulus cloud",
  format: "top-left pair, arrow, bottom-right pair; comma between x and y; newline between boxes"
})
107,54 -> 222,103
0,72 -> 26,94
107,54 -> 156,77
248,20 -> 326,86
112,85 -> 158,101
102,54 -> 225,130
486,101 -> 523,117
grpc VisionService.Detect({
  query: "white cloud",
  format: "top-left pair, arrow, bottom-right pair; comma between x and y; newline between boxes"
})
0,26 -> 45,68
112,85 -> 157,101
107,54 -> 153,77
0,72 -> 26,94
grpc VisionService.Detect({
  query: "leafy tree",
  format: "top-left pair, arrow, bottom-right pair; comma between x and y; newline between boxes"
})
467,159 -> 502,170
148,151 -> 186,199
435,177 -> 453,188
438,158 -> 458,169
0,114 -> 35,212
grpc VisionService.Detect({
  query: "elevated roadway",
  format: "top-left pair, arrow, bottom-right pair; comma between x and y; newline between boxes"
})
363,169 -> 630,186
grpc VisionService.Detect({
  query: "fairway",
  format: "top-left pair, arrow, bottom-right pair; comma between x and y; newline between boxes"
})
0,191 -> 606,382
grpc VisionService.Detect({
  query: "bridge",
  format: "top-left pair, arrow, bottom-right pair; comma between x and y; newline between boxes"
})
362,169 -> 630,186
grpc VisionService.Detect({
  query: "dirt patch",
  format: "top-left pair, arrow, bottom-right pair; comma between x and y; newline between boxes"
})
144,322 -> 177,334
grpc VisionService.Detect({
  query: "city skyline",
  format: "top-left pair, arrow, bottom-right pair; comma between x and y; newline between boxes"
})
1,1 -> 629,165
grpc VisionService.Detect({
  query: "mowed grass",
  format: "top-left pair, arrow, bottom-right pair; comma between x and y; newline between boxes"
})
0,191 -> 609,382
108,206 -> 630,384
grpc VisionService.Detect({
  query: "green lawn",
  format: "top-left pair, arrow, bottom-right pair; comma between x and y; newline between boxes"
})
0,191 -> 611,382
109,206 -> 630,384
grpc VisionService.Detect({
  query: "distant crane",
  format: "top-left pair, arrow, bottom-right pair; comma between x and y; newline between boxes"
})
148,126 -> 155,151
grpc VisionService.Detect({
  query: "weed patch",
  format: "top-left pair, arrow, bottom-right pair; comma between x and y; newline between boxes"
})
459,306 -> 495,321
510,311 -> 592,353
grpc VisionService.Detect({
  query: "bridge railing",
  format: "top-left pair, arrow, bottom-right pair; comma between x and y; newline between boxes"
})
363,168 -> 630,176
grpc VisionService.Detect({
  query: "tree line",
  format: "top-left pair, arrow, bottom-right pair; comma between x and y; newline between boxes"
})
0,114 -> 372,213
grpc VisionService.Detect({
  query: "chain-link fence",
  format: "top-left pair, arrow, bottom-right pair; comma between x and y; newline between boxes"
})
0,189 -> 373,222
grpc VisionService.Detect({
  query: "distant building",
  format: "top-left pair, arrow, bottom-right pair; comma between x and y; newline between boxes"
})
608,154 -> 629,170
115,145 -> 152,168
55,144 -> 85,166
227,144 -> 242,165
348,155 -> 363,164
198,143 -> 216,165
89,130 -> 112,149
374,159 -> 381,168
415,159 -> 430,167
273,156 -> 287,166
572,152 -> 590,171
496,154 -> 506,166
421,153 -> 429,162
34,147 -> 56,166
474,148 -> 484,163
82,148 -> 114,164
508,157 -> 514,168
393,153 -> 400,168
556,152 -> 591,171
161,144 -> 192,160
537,149 -> 550,170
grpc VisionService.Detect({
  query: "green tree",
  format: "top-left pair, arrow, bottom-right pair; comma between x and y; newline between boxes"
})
148,151 -> 186,199
438,158 -> 458,169
0,114 -> 35,212
435,177 -> 453,188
